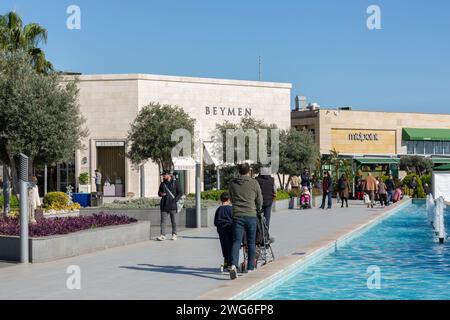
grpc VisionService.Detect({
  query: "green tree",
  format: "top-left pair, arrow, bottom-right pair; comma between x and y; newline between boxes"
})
400,155 -> 433,176
278,128 -> 320,189
0,51 -> 86,217
127,103 -> 196,172
0,11 -> 53,73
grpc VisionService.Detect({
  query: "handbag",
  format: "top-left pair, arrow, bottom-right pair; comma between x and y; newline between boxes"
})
363,193 -> 370,204
164,182 -> 184,213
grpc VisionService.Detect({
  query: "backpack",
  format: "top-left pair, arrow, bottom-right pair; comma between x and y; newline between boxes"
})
339,179 -> 346,190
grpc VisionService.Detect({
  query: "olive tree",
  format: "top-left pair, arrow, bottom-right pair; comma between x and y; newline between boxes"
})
126,103 -> 196,173
0,51 -> 86,217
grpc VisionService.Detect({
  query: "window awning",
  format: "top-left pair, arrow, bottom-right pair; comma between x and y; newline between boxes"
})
434,164 -> 450,171
403,128 -> 450,141
431,158 -> 450,164
172,157 -> 196,170
354,158 -> 400,165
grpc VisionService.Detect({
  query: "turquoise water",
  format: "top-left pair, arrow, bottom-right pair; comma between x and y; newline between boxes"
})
255,202 -> 450,300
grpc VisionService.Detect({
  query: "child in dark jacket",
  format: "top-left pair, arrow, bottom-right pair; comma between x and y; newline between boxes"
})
214,192 -> 233,271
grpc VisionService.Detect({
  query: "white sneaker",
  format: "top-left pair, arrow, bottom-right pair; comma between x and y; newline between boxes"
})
156,235 -> 166,241
229,265 -> 237,280
172,234 -> 178,241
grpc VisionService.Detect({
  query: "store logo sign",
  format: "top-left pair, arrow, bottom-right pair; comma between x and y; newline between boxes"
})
205,106 -> 252,117
349,132 -> 379,142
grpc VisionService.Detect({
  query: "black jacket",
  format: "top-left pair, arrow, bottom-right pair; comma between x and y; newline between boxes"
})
256,175 -> 275,208
385,179 -> 395,192
158,179 -> 182,212
300,173 -> 311,188
214,205 -> 233,229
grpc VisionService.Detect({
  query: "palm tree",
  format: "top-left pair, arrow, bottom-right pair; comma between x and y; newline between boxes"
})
0,11 -> 53,73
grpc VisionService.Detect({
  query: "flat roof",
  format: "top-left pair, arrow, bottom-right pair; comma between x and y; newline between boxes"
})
291,107 -> 450,117
66,73 -> 292,89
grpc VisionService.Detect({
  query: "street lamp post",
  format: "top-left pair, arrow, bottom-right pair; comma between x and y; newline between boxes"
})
19,153 -> 29,264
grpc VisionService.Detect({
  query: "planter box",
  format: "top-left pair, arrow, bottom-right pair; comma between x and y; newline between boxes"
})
0,221 -> 150,263
78,184 -> 91,194
272,199 -> 290,212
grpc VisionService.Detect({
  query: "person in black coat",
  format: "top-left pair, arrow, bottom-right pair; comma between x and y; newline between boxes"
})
256,167 -> 276,228
157,171 -> 183,241
214,192 -> 233,270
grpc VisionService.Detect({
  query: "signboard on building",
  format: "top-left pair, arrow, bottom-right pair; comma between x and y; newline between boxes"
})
96,141 -> 125,147
331,129 -> 396,154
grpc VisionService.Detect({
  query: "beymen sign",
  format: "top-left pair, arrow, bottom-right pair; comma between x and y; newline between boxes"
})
205,106 -> 252,117
348,132 -> 379,142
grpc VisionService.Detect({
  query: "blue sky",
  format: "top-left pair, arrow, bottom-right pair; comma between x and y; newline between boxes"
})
1,0 -> 449,113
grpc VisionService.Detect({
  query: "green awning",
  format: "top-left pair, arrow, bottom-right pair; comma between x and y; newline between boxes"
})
431,158 -> 450,164
354,158 -> 400,165
434,164 -> 450,171
403,128 -> 450,141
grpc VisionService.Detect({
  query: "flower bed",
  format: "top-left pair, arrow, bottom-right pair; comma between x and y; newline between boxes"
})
0,214 -> 137,238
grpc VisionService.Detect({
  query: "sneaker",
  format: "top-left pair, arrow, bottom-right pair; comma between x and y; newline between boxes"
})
229,265 -> 237,280
156,235 -> 166,241
171,234 -> 177,241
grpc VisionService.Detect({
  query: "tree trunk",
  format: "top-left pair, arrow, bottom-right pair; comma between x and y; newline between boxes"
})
2,165 -> 10,218
277,173 -> 283,190
284,175 -> 292,190
8,153 -> 20,196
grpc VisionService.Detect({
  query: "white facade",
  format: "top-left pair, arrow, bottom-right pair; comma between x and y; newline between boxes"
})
74,74 -> 291,197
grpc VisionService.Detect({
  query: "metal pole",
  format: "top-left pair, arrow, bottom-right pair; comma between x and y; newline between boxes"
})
217,167 -> 221,190
195,163 -> 202,228
44,164 -> 48,195
19,153 -> 29,264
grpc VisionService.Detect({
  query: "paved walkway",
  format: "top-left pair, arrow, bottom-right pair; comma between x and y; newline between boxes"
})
0,200 -> 390,300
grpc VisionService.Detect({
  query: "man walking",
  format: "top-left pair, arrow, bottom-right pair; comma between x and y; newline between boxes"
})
320,171 -> 333,210
363,173 -> 378,208
228,163 -> 263,280
256,167 -> 276,228
385,174 -> 395,205
157,171 -> 183,241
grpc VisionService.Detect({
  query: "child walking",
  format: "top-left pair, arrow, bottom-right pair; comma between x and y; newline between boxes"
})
214,192 -> 233,272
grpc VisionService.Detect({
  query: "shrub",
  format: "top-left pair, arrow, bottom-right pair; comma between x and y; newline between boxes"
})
0,214 -> 137,237
421,174 -> 432,188
187,189 -> 227,201
43,192 -> 70,210
276,190 -> 291,200
78,172 -> 89,185
102,197 -> 218,209
402,173 -> 426,198
0,194 -> 19,209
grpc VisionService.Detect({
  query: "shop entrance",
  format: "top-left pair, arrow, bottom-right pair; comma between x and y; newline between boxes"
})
96,144 -> 126,197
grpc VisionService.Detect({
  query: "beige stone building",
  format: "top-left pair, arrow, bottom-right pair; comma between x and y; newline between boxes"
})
291,105 -> 450,176
62,74 -> 291,197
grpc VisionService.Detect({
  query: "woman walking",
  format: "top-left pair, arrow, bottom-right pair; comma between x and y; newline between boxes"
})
338,174 -> 350,208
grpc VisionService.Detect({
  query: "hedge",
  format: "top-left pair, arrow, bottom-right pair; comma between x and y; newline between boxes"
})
402,173 -> 426,198
0,194 -> 19,209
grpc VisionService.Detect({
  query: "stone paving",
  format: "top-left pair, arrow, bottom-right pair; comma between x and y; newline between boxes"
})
0,200 -> 394,299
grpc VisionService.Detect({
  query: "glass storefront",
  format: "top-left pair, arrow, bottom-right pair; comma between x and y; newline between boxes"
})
406,140 -> 450,155
96,145 -> 126,197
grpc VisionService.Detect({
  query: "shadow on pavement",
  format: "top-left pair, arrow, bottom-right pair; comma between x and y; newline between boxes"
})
119,264 -> 229,281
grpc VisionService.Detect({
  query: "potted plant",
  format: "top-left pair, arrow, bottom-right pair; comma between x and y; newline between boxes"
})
78,172 -> 91,194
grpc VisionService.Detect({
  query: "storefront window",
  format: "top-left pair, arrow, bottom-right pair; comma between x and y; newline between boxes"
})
434,141 -> 443,155
414,141 -> 425,155
444,142 -> 450,155
406,141 -> 415,154
424,141 -> 434,155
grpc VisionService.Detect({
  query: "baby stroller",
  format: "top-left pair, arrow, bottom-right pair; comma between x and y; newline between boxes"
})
299,194 -> 311,209
240,211 -> 275,273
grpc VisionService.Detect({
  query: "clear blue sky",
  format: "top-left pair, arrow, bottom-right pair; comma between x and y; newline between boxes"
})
1,0 -> 449,113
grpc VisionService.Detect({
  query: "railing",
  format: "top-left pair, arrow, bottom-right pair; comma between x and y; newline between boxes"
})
426,194 -> 447,244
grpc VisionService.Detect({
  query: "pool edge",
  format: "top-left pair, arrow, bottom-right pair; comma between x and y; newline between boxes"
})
196,198 -> 412,300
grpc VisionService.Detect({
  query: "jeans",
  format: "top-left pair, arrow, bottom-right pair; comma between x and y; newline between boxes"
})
231,216 -> 257,270
262,205 -> 272,229
161,210 -> 177,236
217,225 -> 233,265
320,191 -> 332,209
387,190 -> 395,204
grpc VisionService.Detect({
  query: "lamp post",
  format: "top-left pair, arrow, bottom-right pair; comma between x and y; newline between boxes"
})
19,153 -> 29,264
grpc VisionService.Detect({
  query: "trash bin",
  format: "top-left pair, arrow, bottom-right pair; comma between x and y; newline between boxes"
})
72,193 -> 91,207
90,192 -> 103,207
